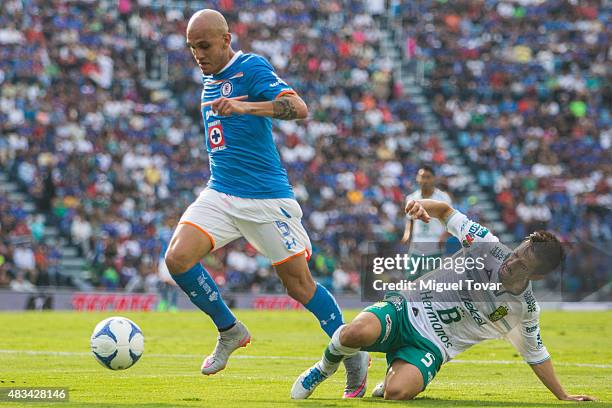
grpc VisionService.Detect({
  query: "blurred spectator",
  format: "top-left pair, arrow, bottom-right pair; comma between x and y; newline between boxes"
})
71,212 -> 92,256
10,272 -> 37,293
13,243 -> 36,280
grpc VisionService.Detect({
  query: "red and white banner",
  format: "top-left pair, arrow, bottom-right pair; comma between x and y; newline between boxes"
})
251,295 -> 302,310
71,293 -> 157,312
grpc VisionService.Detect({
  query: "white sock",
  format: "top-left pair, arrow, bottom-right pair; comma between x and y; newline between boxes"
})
319,325 -> 360,375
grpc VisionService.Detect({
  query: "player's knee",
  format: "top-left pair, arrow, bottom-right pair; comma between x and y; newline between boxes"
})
164,249 -> 195,275
384,386 -> 419,401
339,322 -> 369,348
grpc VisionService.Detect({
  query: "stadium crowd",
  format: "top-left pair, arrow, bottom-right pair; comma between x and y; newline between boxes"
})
0,0 -> 608,299
397,0 -> 610,295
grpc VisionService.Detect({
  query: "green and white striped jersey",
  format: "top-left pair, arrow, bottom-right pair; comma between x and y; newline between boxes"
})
403,210 -> 550,366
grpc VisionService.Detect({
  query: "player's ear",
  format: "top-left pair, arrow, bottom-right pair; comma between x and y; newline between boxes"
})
223,32 -> 232,48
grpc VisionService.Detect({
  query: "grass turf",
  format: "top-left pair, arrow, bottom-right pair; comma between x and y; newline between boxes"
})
0,310 -> 610,407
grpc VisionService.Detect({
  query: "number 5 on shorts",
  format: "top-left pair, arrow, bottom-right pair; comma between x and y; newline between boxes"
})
420,352 -> 435,367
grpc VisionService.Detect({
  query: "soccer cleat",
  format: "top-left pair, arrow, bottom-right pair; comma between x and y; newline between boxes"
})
371,381 -> 385,398
342,351 -> 370,398
201,321 -> 251,375
291,363 -> 329,399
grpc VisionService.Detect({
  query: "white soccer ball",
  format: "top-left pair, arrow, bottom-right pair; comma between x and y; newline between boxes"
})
90,316 -> 144,370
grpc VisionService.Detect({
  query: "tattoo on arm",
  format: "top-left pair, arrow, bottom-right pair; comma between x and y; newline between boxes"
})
272,97 -> 298,120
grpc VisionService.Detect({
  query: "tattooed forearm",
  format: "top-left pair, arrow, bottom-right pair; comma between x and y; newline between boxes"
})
272,97 -> 298,120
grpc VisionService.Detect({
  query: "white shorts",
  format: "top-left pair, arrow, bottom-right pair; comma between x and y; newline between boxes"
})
179,188 -> 312,266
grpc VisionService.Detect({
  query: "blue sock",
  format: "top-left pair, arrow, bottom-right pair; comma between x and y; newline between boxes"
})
304,282 -> 344,337
171,262 -> 236,330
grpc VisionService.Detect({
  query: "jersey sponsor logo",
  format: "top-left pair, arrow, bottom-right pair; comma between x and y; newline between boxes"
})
526,324 -> 539,333
461,297 -> 487,326
468,222 -> 489,238
524,291 -> 537,313
205,108 -> 218,121
490,245 -> 509,262
420,290 -> 453,348
488,305 -> 509,322
269,80 -> 286,87
381,314 -> 392,343
221,81 -> 233,97
208,121 -> 226,152
269,72 -> 287,87
536,332 -> 544,349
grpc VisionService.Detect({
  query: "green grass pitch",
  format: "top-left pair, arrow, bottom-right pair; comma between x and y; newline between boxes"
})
0,310 -> 610,407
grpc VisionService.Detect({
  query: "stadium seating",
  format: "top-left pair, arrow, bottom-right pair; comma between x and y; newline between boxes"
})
0,0 -> 608,299
396,0 -> 610,298
399,0 -> 609,243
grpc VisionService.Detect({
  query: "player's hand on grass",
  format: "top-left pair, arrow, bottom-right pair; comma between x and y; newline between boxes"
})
405,200 -> 431,223
560,394 -> 597,402
212,97 -> 248,116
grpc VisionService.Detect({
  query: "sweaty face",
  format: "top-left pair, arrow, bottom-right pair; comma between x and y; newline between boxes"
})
499,241 -> 542,282
186,27 -> 229,75
416,169 -> 435,190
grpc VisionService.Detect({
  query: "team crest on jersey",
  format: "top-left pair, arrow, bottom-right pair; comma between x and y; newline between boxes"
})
221,81 -> 233,97
208,120 -> 226,152
488,305 -> 508,322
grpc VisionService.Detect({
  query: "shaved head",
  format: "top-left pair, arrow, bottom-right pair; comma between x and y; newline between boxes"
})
186,9 -> 234,75
187,9 -> 229,36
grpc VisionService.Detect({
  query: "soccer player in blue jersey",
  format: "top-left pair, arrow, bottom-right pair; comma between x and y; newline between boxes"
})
163,9 -> 369,397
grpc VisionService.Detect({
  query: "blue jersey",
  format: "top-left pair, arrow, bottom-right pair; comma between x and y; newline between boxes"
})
200,51 -> 295,199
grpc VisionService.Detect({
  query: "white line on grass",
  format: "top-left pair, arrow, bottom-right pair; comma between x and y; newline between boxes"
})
0,349 -> 610,369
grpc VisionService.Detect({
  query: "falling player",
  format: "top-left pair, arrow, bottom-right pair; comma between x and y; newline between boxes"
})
163,9 -> 368,397
292,199 -> 596,402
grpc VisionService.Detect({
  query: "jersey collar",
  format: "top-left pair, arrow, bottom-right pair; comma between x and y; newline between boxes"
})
215,50 -> 243,77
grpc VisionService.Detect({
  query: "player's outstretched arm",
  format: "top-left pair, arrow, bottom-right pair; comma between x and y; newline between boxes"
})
530,359 -> 597,401
400,218 -> 413,244
405,199 -> 455,224
211,93 -> 308,120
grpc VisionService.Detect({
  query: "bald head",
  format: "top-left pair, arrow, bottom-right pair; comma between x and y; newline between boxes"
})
187,9 -> 229,37
186,9 -> 234,75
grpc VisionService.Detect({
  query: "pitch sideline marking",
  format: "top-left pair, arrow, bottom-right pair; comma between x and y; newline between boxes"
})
0,349 -> 610,369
